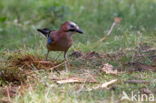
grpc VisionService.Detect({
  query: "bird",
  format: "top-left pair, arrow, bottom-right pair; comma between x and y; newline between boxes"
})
37,21 -> 83,62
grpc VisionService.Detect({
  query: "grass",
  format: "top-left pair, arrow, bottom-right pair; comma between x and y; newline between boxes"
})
0,0 -> 156,103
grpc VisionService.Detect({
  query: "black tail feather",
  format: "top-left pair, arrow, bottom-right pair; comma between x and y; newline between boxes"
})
37,28 -> 51,37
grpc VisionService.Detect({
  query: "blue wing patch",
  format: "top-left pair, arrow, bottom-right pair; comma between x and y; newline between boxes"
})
47,37 -> 53,44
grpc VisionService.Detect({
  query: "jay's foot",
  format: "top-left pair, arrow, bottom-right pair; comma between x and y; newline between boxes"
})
64,59 -> 69,72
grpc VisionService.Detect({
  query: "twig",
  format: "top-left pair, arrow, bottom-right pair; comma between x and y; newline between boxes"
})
86,79 -> 118,91
49,61 -> 65,70
6,86 -> 11,102
125,80 -> 150,84
33,61 -> 54,64
99,17 -> 122,42
107,22 -> 116,36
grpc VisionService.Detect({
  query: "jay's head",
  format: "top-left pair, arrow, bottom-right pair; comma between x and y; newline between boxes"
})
60,21 -> 83,34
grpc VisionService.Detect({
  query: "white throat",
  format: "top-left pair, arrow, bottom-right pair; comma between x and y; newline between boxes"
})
67,32 -> 75,36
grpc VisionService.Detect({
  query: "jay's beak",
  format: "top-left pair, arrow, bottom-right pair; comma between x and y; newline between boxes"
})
67,29 -> 83,34
75,29 -> 83,34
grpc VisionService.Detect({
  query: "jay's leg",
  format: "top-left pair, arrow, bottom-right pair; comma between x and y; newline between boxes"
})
45,50 -> 49,60
64,51 -> 69,72
64,51 -> 68,61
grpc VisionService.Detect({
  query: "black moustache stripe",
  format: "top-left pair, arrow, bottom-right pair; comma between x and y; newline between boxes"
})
66,29 -> 76,32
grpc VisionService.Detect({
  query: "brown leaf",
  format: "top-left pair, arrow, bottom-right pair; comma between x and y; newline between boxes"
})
69,51 -> 83,58
0,97 -> 11,103
140,88 -> 152,95
114,17 -> 122,24
2,85 -> 20,97
101,63 -> 118,75
84,51 -> 101,59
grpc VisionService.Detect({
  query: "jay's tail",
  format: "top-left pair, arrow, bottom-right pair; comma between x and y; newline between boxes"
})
37,28 -> 51,37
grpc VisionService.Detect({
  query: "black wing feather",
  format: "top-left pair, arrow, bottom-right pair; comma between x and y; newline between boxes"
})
37,28 -> 51,37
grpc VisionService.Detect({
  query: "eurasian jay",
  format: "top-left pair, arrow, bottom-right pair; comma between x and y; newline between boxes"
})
37,21 -> 83,61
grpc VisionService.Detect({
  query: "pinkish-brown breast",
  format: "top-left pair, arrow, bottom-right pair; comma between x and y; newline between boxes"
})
47,31 -> 73,52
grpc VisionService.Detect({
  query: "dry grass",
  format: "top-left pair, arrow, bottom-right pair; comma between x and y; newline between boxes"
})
0,44 -> 156,103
